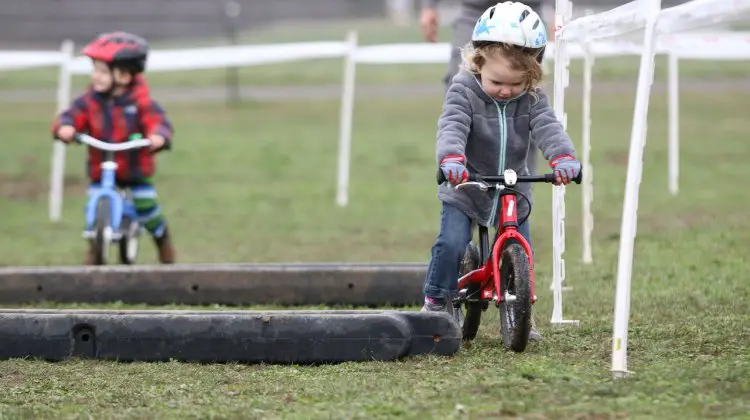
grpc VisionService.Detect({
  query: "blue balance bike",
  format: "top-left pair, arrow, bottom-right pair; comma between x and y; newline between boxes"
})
73,133 -> 153,265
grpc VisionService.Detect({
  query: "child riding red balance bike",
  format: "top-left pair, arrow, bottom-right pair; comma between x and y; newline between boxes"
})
437,167 -> 582,352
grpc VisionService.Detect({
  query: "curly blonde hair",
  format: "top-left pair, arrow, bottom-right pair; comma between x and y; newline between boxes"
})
460,41 -> 543,92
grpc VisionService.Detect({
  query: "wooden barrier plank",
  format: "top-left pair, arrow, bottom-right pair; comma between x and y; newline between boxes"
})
0,308 -> 460,363
0,263 -> 428,306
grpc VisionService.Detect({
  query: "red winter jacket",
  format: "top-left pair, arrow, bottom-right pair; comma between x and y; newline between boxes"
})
51,75 -> 174,183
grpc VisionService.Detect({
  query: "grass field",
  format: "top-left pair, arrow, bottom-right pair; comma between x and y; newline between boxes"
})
1,41 -> 750,418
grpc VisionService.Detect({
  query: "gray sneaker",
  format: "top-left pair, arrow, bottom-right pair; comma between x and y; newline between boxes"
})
420,297 -> 455,318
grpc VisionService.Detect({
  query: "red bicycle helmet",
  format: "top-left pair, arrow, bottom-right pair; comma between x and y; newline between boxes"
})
82,31 -> 149,74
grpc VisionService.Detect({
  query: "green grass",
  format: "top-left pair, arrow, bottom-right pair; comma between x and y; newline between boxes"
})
1,82 -> 750,418
1,18 -> 748,92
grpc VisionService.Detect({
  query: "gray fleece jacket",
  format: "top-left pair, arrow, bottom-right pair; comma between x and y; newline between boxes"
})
435,70 -> 577,227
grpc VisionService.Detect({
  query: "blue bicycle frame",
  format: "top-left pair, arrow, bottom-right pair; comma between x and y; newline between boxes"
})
83,162 -> 138,239
75,133 -> 152,240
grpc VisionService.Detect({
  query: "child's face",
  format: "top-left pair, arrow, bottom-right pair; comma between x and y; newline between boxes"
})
478,55 -> 526,101
90,60 -> 133,92
91,60 -> 114,92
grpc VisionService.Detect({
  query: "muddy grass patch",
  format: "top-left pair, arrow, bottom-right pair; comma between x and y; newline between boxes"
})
0,173 -> 86,201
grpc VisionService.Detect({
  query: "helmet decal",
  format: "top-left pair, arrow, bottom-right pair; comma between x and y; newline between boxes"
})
473,17 -> 495,38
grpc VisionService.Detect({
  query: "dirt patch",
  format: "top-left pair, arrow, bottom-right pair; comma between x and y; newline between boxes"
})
0,172 -> 87,201
0,371 -> 25,387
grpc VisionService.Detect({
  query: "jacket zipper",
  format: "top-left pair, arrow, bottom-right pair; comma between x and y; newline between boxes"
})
488,101 -> 508,227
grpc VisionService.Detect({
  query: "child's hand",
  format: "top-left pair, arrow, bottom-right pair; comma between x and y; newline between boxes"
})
56,125 -> 76,143
550,155 -> 581,185
149,134 -> 166,151
440,154 -> 469,185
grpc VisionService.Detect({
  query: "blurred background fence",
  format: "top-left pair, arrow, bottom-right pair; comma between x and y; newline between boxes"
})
1,0 -> 693,49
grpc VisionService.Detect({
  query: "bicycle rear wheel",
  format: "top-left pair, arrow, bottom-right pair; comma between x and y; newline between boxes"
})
497,243 -> 532,352
455,242 -> 484,341
118,216 -> 140,265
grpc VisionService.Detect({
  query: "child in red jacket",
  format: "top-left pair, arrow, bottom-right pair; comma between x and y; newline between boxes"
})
52,31 -> 176,264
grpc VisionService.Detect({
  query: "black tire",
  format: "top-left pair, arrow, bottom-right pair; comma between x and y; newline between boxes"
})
93,197 -> 111,265
498,243 -> 532,353
455,242 -> 484,341
118,216 -> 140,265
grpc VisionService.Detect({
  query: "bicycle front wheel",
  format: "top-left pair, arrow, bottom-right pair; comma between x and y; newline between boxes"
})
93,197 -> 112,265
497,243 -> 532,352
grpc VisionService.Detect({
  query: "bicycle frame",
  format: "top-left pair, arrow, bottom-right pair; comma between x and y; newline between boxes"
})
74,133 -> 151,239
83,160 -> 136,237
456,188 -> 536,305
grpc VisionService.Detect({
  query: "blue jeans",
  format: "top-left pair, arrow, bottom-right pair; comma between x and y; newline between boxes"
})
423,202 -> 532,300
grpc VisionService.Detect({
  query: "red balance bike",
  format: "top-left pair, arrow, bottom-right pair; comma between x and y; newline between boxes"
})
437,168 -> 582,352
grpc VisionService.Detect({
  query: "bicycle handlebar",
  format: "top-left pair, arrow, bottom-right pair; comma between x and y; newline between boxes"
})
436,168 -> 582,185
73,133 -> 152,152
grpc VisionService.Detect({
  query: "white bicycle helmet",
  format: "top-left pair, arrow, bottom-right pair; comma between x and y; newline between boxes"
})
472,1 -> 548,49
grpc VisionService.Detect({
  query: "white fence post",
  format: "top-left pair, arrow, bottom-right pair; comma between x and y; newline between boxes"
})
667,52 -> 679,195
611,0 -> 663,379
581,42 -> 594,265
336,31 -> 358,208
49,39 -> 74,223
549,0 -> 579,326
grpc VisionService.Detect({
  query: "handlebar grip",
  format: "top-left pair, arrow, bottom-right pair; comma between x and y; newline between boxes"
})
549,170 -> 583,184
573,169 -> 583,184
436,168 -> 446,185
436,168 -> 479,185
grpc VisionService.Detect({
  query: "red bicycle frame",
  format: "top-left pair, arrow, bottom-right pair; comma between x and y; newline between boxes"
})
456,192 -> 536,305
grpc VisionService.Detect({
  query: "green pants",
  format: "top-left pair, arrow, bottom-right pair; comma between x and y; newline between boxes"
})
87,177 -> 168,238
